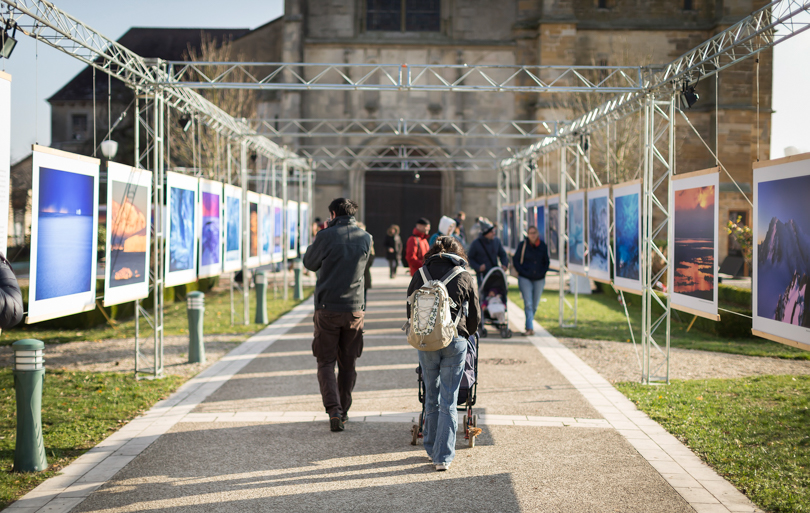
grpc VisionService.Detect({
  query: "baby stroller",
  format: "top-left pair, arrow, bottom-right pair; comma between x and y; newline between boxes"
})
478,267 -> 512,339
411,333 -> 481,448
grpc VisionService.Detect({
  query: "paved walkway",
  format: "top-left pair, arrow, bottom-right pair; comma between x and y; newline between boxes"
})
8,268 -> 761,512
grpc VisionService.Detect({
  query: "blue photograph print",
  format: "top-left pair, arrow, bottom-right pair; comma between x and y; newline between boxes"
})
615,193 -> 640,280
261,203 -> 272,257
273,205 -> 283,256
288,205 -> 297,253
537,205 -> 545,242
569,197 -> 584,266
588,196 -> 610,274
170,187 -> 195,272
226,196 -> 240,261
201,192 -> 221,267
36,167 -> 95,300
757,173 -> 810,326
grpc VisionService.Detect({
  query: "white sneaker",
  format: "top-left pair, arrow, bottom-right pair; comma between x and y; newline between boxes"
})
435,463 -> 450,471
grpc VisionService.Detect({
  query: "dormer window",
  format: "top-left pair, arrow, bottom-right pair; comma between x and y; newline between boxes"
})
367,0 -> 440,32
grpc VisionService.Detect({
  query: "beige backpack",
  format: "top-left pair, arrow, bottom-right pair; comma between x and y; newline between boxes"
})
405,266 -> 467,351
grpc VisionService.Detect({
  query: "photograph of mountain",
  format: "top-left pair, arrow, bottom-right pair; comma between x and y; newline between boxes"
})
568,192 -> 585,273
613,181 -> 641,292
756,173 -> 810,327
588,189 -> 610,282
674,185 -> 715,300
109,181 -> 148,288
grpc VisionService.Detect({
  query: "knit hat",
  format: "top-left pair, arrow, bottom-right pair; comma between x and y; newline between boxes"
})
416,217 -> 430,226
479,220 -> 495,235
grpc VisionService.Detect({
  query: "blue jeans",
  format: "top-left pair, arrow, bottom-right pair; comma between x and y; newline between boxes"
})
518,276 -> 545,331
418,336 -> 468,465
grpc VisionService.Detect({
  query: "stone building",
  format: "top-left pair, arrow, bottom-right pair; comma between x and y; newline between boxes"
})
230,0 -> 771,266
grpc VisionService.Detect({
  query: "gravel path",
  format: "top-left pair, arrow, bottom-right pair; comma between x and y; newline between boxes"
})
560,337 -> 810,383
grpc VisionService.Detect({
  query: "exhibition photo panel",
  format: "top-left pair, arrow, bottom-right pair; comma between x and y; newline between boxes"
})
299,202 -> 310,253
272,197 -> 283,263
671,168 -> 720,320
753,153 -> 810,348
613,180 -> 642,293
103,163 -> 151,307
548,195 -> 560,270
28,146 -> 99,323
587,186 -> 611,284
223,184 -> 242,273
567,190 -> 586,276
247,191 -> 261,269
287,200 -> 298,259
198,179 -> 223,279
165,172 -> 199,287
260,194 -> 273,265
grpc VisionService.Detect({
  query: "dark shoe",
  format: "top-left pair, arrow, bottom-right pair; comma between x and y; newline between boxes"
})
341,413 -> 349,423
330,415 -> 345,432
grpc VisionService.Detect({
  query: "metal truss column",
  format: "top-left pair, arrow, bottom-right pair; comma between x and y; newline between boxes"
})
558,143 -> 579,328
641,93 -> 675,384
518,158 -> 533,240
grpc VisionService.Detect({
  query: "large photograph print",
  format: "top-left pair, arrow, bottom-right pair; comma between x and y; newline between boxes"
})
247,191 -> 261,268
198,179 -> 223,278
260,194 -> 273,265
103,163 -> 151,307
299,202 -> 310,253
272,197 -> 283,263
28,146 -> 99,323
753,153 -> 810,348
223,184 -> 241,273
671,168 -> 719,320
613,180 -> 642,293
567,190 -> 586,276
165,172 -> 199,287
587,186 -> 611,283
287,200 -> 299,259
547,195 -> 560,270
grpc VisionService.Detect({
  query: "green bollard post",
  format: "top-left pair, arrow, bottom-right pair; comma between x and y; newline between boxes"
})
254,270 -> 268,324
12,339 -> 48,472
187,291 -> 205,364
293,259 -> 303,300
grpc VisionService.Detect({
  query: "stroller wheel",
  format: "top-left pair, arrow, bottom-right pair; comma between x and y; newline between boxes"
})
472,415 -> 478,427
411,424 -> 419,445
500,327 -> 509,338
480,327 -> 488,338
506,328 -> 512,338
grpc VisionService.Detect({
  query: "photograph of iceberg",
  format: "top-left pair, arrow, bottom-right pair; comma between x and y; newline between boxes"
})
615,192 -> 640,281
201,191 -> 221,267
109,181 -> 148,288
757,173 -> 810,327
548,203 -> 559,261
35,167 -> 95,300
288,204 -> 297,253
588,195 -> 609,275
249,201 -> 259,258
673,185 -> 715,300
261,202 -> 272,259
169,187 -> 195,272
226,196 -> 240,262
568,196 -> 584,267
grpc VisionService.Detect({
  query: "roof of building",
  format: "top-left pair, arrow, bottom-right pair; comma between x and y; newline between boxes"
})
49,27 -> 250,103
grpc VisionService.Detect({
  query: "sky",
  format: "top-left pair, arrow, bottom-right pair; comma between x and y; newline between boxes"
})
756,173 -> 810,241
2,0 -> 808,163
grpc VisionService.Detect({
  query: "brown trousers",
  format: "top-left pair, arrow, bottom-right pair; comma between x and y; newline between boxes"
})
312,310 -> 364,417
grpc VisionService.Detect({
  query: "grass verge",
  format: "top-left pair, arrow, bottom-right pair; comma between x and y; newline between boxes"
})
618,376 -> 810,513
1,287 -> 314,346
508,286 -> 809,360
0,370 -> 185,509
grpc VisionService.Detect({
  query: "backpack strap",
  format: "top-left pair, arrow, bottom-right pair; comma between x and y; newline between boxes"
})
418,266 -> 432,284
439,266 -> 465,286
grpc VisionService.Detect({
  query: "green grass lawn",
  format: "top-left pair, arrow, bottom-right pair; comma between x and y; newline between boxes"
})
508,286 -> 809,360
0,370 -> 185,509
618,376 -> 810,513
1,287 -> 313,346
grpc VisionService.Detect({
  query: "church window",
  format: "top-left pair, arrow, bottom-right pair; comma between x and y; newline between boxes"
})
367,0 -> 401,31
367,0 -> 440,32
71,113 -> 88,140
405,0 -> 441,32
683,0 -> 694,10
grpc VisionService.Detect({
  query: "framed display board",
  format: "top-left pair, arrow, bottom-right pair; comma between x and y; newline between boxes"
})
222,184 -> 242,273
587,186 -> 611,284
287,200 -> 299,259
260,194 -> 273,265
103,163 -> 151,307
613,180 -> 642,293
247,191 -> 261,269
752,153 -> 810,350
165,172 -> 199,287
527,197 -> 547,243
501,204 -> 517,252
28,146 -> 99,323
272,197 -> 284,263
670,168 -> 719,320
299,202 -> 310,254
567,189 -> 586,276
198,179 -> 223,278
547,195 -> 560,270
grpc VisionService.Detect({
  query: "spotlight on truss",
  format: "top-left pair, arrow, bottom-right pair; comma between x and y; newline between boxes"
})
414,171 -> 420,183
1,23 -> 17,59
681,80 -> 699,109
178,114 -> 192,132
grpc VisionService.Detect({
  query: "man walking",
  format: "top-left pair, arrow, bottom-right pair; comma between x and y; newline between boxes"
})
303,198 -> 372,432
405,217 -> 431,276
454,211 -> 467,245
467,219 -> 509,284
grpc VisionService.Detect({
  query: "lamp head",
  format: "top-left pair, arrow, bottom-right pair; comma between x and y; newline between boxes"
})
1,23 -> 17,59
681,81 -> 699,109
179,114 -> 192,132
100,139 -> 118,159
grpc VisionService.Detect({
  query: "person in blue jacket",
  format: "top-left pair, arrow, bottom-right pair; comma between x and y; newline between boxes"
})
512,225 -> 550,335
467,220 -> 508,284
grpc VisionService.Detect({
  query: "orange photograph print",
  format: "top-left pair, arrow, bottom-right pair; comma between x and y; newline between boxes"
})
674,185 -> 715,299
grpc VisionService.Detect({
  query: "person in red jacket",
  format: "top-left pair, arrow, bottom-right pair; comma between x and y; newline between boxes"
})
405,218 -> 431,275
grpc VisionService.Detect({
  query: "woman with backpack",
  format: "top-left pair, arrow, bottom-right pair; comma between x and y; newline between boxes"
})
406,236 -> 480,471
383,224 -> 403,279
512,225 -> 550,336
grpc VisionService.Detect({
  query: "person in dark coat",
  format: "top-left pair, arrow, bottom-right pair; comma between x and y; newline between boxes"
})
466,220 -> 509,284
0,253 -> 23,329
513,225 -> 550,335
406,236 -> 480,471
303,198 -> 372,432
454,211 -> 467,246
383,224 -> 403,279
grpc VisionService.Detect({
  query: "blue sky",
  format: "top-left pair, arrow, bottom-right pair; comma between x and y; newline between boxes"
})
2,0 -> 808,163
39,167 -> 94,215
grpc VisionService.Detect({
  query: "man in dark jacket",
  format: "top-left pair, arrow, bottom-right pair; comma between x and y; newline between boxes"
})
513,226 -> 550,335
466,220 -> 509,284
0,253 -> 23,329
303,198 -> 372,432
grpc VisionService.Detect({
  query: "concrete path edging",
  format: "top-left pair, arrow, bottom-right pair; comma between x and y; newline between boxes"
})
5,298 -> 316,513
506,300 -> 762,513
